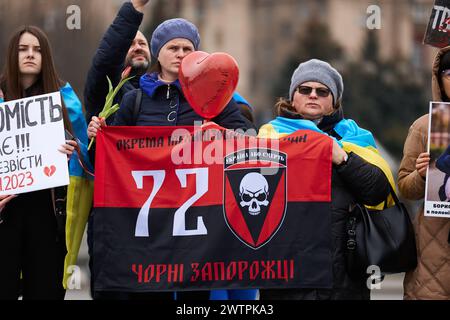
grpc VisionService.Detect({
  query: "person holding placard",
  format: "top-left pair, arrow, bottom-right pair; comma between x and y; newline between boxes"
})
0,26 -> 84,300
398,47 -> 450,300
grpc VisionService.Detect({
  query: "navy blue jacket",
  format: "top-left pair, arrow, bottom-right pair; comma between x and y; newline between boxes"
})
83,2 -> 143,122
113,73 -> 249,130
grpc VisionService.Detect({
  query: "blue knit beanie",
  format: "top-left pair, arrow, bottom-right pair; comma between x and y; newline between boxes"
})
289,59 -> 344,106
150,18 -> 200,58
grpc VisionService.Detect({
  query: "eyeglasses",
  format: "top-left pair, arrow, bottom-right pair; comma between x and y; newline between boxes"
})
297,86 -> 331,98
441,69 -> 450,79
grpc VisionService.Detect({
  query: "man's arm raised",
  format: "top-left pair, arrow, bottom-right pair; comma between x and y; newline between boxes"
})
84,1 -> 148,121
131,0 -> 150,13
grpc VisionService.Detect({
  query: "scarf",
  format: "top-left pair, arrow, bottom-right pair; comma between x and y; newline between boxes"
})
259,111 -> 396,208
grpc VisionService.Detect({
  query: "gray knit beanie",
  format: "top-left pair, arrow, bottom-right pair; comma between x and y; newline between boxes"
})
151,18 -> 200,58
289,59 -> 344,106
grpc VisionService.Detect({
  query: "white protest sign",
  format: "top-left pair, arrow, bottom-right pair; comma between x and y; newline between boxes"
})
0,91 -> 69,196
425,101 -> 450,218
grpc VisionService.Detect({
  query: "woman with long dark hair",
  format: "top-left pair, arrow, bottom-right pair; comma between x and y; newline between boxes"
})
0,26 -> 83,300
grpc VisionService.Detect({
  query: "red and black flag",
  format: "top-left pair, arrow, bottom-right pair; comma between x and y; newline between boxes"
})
93,124 -> 333,292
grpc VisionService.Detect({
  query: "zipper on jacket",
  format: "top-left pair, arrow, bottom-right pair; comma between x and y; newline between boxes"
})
166,85 -> 170,99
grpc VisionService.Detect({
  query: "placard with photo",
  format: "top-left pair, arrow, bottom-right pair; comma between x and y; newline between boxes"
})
425,101 -> 450,218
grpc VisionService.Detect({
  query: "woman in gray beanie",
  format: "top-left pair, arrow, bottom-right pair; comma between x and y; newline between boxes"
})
258,59 -> 394,300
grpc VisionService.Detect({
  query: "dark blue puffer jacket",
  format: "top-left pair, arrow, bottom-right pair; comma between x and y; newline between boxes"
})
83,2 -> 143,122
113,72 -> 249,130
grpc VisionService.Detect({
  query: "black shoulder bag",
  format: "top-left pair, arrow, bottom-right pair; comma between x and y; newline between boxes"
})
346,188 -> 417,278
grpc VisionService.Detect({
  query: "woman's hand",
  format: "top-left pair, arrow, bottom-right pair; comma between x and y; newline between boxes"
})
416,152 -> 430,178
0,88 -> 4,100
332,139 -> 348,165
59,139 -> 78,161
87,116 -> 106,140
0,195 -> 17,212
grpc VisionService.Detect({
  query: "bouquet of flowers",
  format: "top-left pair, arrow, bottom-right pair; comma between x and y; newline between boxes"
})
88,67 -> 133,150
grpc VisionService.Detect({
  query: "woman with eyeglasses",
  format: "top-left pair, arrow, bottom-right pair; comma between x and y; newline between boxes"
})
398,47 -> 450,300
0,26 -> 89,300
258,59 -> 394,300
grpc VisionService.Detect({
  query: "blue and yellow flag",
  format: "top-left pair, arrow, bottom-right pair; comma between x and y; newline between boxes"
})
60,83 -> 94,289
259,116 -> 396,208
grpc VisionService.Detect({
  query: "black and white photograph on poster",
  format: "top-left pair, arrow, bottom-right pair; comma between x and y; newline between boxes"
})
423,0 -> 450,48
425,102 -> 450,218
0,91 -> 69,196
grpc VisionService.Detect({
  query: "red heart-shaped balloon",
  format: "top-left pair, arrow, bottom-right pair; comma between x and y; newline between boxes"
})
179,51 -> 239,120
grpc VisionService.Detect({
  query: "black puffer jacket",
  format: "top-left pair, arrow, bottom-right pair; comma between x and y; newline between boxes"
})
84,2 -> 144,122
260,109 -> 390,300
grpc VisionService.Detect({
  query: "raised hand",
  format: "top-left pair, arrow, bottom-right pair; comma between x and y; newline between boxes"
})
131,0 -> 150,12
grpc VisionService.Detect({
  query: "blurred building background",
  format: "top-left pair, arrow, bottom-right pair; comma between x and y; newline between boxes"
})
176,0 -> 436,113
0,0 -> 115,97
0,0 -> 443,300
162,0 -> 438,158
0,0 -> 440,159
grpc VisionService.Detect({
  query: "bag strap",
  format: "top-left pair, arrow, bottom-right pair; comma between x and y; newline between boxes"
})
381,184 -> 401,209
132,89 -> 142,125
384,185 -> 400,208
389,187 -> 400,204
347,186 -> 400,250
347,213 -> 357,251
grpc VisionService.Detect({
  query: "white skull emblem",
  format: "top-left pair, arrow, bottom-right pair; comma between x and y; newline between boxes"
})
239,173 -> 269,216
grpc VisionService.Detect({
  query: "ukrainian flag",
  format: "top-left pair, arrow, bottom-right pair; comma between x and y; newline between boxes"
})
60,83 -> 94,289
259,116 -> 396,209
